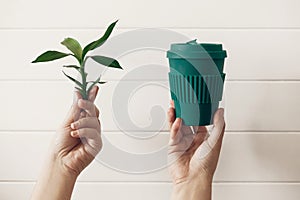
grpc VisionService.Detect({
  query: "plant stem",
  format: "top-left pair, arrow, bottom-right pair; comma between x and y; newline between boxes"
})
80,62 -> 88,100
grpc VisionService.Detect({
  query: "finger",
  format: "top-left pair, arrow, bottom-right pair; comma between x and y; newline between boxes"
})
88,86 -> 99,102
62,91 -> 82,126
170,100 -> 175,108
193,108 -> 225,160
74,89 -> 83,103
88,86 -> 100,117
78,99 -> 97,117
71,128 -> 102,157
169,118 -> 183,145
170,118 -> 181,139
169,100 -> 193,136
79,110 -> 87,119
191,126 -> 208,148
71,128 -> 100,139
192,126 -> 207,134
207,108 -> 225,148
192,126 -> 209,145
95,106 -> 100,118
71,117 -> 100,130
168,107 -> 176,129
79,103 -> 99,119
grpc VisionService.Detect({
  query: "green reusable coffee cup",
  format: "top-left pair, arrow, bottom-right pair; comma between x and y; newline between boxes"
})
167,40 -> 227,126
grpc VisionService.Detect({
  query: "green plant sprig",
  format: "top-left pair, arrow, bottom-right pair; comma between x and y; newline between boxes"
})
32,20 -> 123,100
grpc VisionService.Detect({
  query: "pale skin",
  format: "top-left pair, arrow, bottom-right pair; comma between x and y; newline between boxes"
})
168,101 -> 225,200
31,88 -> 225,200
31,86 -> 102,200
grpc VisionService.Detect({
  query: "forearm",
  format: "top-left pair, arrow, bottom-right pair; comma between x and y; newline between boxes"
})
171,179 -> 212,200
31,154 -> 78,200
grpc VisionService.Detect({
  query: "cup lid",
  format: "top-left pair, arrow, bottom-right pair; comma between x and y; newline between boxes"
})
167,39 -> 227,59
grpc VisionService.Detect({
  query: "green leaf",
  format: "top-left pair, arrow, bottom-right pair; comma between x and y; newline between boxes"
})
90,55 -> 122,69
75,87 -> 84,95
32,51 -> 70,63
87,80 -> 106,84
62,71 -> 83,87
82,20 -> 118,58
75,86 -> 86,96
63,65 -> 80,71
75,86 -> 83,92
87,77 -> 101,94
61,38 -> 82,62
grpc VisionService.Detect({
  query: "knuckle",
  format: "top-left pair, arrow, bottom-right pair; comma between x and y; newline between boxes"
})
82,118 -> 90,128
95,107 -> 100,116
76,120 -> 82,128
81,100 -> 92,110
83,101 -> 89,108
77,128 -> 82,136
87,101 -> 94,110
92,117 -> 101,129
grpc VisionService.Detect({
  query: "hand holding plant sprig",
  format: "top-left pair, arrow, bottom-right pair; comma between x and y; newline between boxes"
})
32,20 -> 122,100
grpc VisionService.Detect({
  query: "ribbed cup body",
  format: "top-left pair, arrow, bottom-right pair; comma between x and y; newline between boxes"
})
167,41 -> 227,125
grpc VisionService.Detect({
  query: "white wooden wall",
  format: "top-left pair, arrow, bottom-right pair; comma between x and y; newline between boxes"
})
1,0 -> 300,199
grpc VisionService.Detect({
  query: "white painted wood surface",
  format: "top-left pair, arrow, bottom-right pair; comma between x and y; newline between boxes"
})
0,0 -> 299,28
0,81 -> 299,131
1,0 -> 299,199
0,132 -> 299,182
1,30 -> 299,80
1,182 -> 300,200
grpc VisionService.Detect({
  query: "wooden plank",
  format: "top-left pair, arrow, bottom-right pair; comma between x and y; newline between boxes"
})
0,0 -> 299,28
1,81 -> 300,131
0,182 -> 300,200
213,183 -> 300,200
0,132 -> 299,182
1,30 -> 300,80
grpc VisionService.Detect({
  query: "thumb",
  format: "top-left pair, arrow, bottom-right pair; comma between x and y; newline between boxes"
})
62,90 -> 82,127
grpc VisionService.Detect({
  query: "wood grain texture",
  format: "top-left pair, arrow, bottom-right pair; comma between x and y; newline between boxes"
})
1,0 -> 299,198
1,30 -> 299,80
1,81 -> 299,131
0,132 -> 299,182
1,182 -> 300,200
0,0 -> 299,28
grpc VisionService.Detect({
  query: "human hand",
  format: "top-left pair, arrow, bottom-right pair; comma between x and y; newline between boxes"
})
168,101 -> 225,199
31,86 -> 102,200
52,86 -> 102,176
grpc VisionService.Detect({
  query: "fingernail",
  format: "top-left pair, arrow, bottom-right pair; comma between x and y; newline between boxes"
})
71,122 -> 76,129
71,131 -> 77,137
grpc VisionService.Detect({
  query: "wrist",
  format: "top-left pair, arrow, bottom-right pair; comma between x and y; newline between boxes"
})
49,149 -> 80,179
31,151 -> 78,200
50,156 -> 78,182
171,177 -> 212,200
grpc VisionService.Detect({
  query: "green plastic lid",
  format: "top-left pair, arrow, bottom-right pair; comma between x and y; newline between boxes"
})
167,39 -> 227,59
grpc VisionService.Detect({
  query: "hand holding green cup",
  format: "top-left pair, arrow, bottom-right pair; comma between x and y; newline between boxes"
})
167,40 -> 227,126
